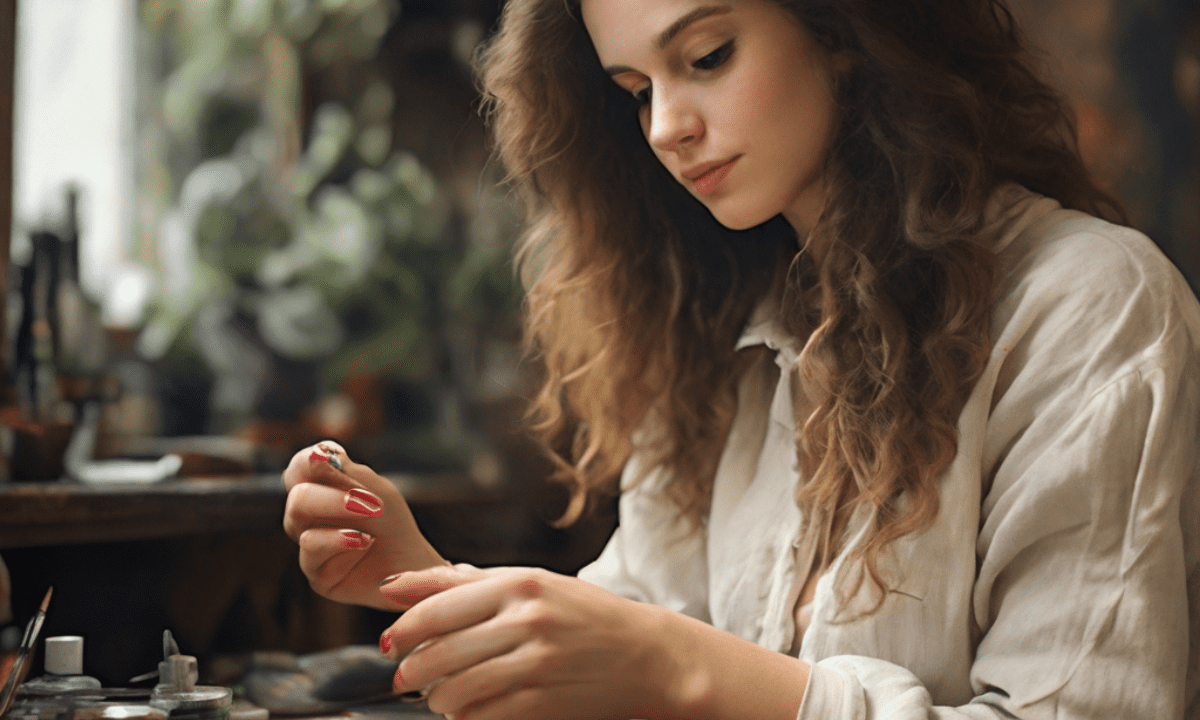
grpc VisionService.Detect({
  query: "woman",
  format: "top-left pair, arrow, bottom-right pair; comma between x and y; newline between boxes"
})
281,0 -> 1200,717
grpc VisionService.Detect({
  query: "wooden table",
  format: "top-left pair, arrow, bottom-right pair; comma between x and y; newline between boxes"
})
0,472 -> 511,686
0,473 -> 494,550
0,470 -> 611,686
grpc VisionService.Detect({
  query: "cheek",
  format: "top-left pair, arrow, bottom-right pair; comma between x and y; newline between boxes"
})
746,37 -> 838,142
718,62 -> 797,140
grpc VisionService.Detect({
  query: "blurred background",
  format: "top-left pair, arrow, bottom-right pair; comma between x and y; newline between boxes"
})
9,0 -> 525,474
0,0 -> 1196,691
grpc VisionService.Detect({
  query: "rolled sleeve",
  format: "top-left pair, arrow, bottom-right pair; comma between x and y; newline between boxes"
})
576,458 -> 711,621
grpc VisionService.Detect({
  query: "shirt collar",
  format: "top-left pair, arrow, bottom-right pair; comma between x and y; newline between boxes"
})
735,292 -> 785,351
735,289 -> 803,366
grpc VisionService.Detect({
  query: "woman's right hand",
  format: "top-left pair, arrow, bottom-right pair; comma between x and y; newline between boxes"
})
282,441 -> 449,610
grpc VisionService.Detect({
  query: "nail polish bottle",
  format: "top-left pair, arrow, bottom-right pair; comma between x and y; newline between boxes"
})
19,635 -> 103,696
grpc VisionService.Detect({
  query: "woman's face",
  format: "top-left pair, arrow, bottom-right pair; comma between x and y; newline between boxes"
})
581,0 -> 844,235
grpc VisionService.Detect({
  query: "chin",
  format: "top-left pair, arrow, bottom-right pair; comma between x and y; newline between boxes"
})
706,203 -> 777,232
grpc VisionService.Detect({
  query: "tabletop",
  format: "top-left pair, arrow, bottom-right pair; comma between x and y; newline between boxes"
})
0,472 -> 493,549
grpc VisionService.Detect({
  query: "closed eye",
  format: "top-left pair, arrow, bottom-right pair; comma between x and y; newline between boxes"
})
693,40 -> 734,71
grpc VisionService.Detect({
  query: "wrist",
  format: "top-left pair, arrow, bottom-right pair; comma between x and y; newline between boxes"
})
640,605 -> 713,720
643,606 -> 810,720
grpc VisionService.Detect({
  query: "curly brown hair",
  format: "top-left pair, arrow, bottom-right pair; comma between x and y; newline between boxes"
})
476,0 -> 1123,603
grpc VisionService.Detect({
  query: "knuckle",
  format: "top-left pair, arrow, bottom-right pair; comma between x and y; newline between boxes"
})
297,528 -> 328,552
288,445 -> 310,465
282,493 -> 316,537
519,607 -> 554,636
526,639 -> 558,674
296,529 -> 316,549
509,568 -> 550,598
514,578 -> 543,599
286,482 -> 319,517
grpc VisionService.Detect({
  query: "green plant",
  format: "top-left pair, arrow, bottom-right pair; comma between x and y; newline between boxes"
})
135,0 -> 521,437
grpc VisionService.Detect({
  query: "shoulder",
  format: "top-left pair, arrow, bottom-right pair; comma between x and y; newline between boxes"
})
975,199 -> 1200,555
989,199 -> 1200,399
995,202 -> 1196,332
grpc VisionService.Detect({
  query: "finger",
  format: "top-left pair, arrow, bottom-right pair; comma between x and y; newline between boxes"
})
393,605 -> 529,695
283,441 -> 359,492
298,527 -> 374,592
283,481 -> 387,541
382,568 -> 510,656
378,564 -> 489,614
284,442 -> 403,507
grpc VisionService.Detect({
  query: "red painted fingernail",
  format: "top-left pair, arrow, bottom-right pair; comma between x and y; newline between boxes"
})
344,488 -> 383,517
380,632 -> 392,654
393,665 -> 404,691
379,573 -> 403,587
310,449 -> 330,464
340,529 -> 373,548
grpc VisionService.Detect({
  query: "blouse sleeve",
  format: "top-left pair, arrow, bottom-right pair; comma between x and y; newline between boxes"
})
799,364 -> 1200,718
576,454 -> 712,622
798,218 -> 1200,719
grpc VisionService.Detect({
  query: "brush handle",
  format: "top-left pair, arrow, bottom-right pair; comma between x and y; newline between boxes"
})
0,608 -> 48,717
0,647 -> 32,717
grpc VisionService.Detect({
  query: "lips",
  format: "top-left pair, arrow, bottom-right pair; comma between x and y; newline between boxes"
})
682,157 -> 739,195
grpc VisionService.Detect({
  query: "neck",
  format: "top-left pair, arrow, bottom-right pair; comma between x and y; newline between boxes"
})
782,183 -> 830,266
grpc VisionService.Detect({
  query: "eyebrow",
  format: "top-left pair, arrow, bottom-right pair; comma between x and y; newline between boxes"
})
603,4 -> 733,76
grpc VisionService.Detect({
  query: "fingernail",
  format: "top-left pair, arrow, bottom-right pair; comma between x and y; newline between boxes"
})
318,442 -> 345,471
379,573 -> 404,587
344,488 -> 383,517
393,665 -> 404,692
311,444 -> 345,471
340,529 -> 373,548
380,632 -> 392,654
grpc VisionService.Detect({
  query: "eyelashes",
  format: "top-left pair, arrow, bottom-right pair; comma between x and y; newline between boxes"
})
627,39 -> 736,109
693,40 -> 734,71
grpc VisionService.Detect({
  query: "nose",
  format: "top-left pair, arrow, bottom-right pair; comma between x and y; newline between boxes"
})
645,85 -> 703,153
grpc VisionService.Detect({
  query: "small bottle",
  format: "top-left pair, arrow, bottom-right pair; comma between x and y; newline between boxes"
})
20,635 -> 103,695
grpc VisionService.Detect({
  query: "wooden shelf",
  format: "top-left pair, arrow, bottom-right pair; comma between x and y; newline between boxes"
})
0,472 -> 496,549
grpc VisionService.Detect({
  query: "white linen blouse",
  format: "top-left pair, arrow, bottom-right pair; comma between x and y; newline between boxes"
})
577,186 -> 1200,719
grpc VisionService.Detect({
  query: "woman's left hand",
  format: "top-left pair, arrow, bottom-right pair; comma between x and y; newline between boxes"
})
378,566 -> 695,720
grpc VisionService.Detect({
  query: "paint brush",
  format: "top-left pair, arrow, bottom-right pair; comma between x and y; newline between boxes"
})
0,587 -> 53,718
